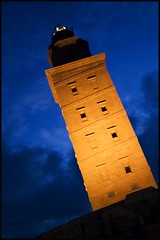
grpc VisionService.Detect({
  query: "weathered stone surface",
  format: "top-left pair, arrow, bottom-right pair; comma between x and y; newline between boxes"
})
45,53 -> 157,211
44,34 -> 158,239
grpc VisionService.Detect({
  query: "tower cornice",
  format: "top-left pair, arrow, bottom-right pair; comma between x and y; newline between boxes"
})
45,53 -> 106,76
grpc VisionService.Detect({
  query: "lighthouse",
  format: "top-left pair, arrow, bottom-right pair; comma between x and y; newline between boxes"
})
45,25 -> 157,211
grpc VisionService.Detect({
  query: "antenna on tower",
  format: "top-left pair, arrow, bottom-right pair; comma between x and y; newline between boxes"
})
50,17 -> 55,39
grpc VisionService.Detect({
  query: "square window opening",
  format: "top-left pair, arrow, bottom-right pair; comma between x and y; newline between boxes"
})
72,87 -> 77,93
107,191 -> 115,198
80,113 -> 86,119
125,166 -> 132,173
101,106 -> 107,112
112,132 -> 118,138
131,183 -> 139,190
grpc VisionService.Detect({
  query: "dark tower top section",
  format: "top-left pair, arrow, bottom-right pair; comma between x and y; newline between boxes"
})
48,25 -> 92,67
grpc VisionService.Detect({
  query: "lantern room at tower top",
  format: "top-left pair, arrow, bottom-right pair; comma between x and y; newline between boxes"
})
48,25 -> 92,67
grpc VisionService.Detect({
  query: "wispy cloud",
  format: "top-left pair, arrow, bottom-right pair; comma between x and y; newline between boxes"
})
2,143 -> 91,238
2,78 -> 53,143
123,71 -> 158,136
22,79 -> 52,114
38,127 -> 72,156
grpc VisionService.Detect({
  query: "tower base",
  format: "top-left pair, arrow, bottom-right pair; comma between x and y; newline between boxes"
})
35,187 -> 159,239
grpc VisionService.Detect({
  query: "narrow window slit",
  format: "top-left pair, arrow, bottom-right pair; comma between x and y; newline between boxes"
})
87,75 -> 96,79
107,126 -> 116,130
85,132 -> 94,137
76,106 -> 85,111
67,81 -> 76,86
96,163 -> 106,167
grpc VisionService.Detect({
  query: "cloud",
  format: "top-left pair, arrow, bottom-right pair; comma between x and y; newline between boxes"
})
138,110 -> 158,183
2,77 -> 53,142
2,99 -> 29,140
2,142 -> 91,238
123,71 -> 158,183
123,71 -> 158,135
140,71 -> 158,110
2,76 -> 73,157
123,95 -> 150,136
22,79 -> 53,114
38,127 -> 72,154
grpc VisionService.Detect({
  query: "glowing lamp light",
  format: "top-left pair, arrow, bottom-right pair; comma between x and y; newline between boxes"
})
56,26 -> 66,32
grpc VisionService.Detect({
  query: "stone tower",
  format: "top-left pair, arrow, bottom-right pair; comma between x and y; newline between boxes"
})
45,25 -> 157,211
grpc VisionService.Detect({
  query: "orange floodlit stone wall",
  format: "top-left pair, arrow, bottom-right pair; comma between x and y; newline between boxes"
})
45,53 -> 157,211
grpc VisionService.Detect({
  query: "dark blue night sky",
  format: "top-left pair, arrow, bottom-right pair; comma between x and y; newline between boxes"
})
2,1 -> 158,238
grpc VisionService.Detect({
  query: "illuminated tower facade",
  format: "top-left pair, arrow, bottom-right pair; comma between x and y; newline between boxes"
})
45,25 -> 157,211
